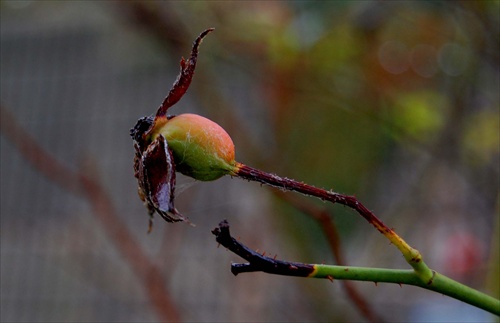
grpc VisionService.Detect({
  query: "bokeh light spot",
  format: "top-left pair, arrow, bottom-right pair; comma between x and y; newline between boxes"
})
378,40 -> 409,75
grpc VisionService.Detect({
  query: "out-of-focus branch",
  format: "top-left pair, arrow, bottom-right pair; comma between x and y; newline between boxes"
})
0,106 -> 82,195
273,191 -> 381,322
0,105 -> 181,322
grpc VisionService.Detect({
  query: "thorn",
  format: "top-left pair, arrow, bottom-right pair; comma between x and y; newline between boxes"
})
326,275 -> 334,283
374,282 -> 378,287
273,254 -> 277,260
262,251 -> 266,257
398,283 -> 402,288
216,243 -> 220,248
147,218 -> 153,234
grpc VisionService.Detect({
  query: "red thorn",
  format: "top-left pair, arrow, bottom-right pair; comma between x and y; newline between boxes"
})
326,275 -> 334,282
262,251 -> 266,257
273,254 -> 277,260
398,283 -> 402,288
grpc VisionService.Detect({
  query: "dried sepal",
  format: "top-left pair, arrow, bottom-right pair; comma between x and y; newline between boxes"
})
154,28 -> 214,120
136,135 -> 188,224
130,116 -> 154,153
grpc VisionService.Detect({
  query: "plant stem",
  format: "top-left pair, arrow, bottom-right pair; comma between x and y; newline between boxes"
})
230,163 -> 500,315
233,163 -> 432,281
312,265 -> 499,315
213,221 -> 500,315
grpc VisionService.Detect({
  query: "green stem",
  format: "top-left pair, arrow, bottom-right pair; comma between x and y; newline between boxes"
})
312,265 -> 500,315
213,221 -> 500,316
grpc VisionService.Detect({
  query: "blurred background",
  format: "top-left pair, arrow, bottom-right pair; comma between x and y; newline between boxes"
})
1,1 -> 498,322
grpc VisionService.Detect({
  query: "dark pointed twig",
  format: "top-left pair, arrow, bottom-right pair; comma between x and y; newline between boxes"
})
213,220 -> 315,277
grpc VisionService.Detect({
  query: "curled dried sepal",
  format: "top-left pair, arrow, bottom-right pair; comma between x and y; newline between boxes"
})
135,135 -> 188,225
154,28 -> 214,120
131,28 -> 214,150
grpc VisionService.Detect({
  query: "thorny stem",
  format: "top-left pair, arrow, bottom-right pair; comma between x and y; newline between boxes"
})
213,221 -> 500,316
233,163 -> 434,283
